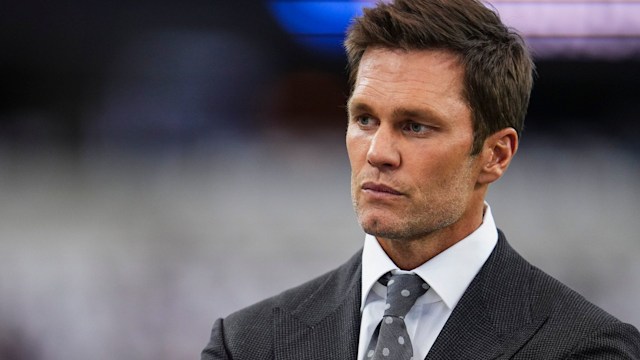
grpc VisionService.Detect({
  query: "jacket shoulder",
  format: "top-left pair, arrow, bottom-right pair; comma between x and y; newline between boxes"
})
204,250 -> 362,359
523,264 -> 640,356
493,233 -> 640,357
226,249 -> 361,325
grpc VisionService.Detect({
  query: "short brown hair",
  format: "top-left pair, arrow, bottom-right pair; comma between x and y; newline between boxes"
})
344,0 -> 534,154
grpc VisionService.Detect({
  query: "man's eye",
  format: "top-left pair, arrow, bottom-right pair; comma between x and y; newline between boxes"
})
404,122 -> 429,133
356,116 -> 375,126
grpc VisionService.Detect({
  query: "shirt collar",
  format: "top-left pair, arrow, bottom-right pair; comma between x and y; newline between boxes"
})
361,204 -> 498,310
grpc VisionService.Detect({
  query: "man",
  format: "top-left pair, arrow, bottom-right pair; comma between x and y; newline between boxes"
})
202,0 -> 640,359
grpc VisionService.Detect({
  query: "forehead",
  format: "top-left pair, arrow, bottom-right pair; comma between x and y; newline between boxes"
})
354,47 -> 464,94
349,48 -> 469,119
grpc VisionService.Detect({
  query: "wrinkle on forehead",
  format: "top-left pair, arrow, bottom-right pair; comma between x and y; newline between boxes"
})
349,48 -> 469,125
356,47 -> 463,88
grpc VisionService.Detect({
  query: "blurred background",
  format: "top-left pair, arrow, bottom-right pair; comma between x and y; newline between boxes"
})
1,0 -> 639,359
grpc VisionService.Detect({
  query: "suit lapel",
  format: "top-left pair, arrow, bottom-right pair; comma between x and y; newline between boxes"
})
274,251 -> 362,360
426,232 -> 548,360
425,291 -> 547,360
424,272 -> 502,360
269,233 -> 549,359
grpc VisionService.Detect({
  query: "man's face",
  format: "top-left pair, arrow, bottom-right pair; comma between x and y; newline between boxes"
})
346,48 -> 485,243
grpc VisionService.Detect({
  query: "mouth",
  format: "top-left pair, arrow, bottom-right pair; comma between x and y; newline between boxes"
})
361,182 -> 403,196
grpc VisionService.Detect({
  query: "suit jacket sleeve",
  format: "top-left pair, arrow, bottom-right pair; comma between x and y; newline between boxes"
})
567,321 -> 640,359
201,318 -> 230,360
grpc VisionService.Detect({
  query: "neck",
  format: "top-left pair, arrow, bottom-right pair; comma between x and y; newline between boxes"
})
377,203 -> 485,270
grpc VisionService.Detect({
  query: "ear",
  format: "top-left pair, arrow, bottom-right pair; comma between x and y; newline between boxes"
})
477,127 -> 518,185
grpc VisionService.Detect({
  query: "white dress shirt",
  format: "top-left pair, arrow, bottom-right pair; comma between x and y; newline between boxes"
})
357,205 -> 499,360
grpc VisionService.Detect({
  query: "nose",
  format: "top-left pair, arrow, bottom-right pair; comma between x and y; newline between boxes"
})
366,126 -> 401,169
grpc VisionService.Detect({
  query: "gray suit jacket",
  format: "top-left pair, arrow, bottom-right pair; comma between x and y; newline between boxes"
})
202,231 -> 640,359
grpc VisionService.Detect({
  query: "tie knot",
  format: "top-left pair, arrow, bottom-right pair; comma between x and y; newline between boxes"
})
380,273 -> 429,317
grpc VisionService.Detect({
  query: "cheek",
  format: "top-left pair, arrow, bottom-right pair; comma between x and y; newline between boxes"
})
346,131 -> 368,168
411,151 -> 468,190
411,148 -> 449,173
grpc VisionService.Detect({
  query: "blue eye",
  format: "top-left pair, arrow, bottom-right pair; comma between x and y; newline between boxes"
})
357,116 -> 374,127
404,122 -> 428,133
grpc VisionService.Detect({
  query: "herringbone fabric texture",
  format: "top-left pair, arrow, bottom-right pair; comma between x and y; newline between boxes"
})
366,273 -> 429,359
202,233 -> 640,360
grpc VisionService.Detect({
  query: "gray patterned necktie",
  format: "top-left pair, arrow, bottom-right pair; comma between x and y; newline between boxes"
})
366,273 -> 429,360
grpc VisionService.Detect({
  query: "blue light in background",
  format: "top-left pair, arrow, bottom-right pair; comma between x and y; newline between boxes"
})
269,1 -> 640,60
268,1 -> 374,57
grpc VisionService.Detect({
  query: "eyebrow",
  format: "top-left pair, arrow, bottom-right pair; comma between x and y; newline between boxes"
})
347,100 -> 444,123
346,101 -> 373,116
391,107 -> 438,121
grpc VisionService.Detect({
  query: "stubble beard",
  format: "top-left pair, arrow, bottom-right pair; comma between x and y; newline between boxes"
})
351,161 -> 476,244
354,195 -> 467,243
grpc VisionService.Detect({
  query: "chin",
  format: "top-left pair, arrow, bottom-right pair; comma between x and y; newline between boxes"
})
359,214 -> 402,238
358,210 -> 445,242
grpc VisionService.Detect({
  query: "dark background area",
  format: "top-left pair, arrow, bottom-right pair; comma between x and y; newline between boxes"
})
2,0 -> 639,152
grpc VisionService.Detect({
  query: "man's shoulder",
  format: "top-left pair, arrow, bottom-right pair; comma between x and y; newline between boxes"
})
488,232 -> 640,356
527,262 -> 618,326
521,261 -> 640,355
202,251 -> 363,360
495,233 -> 621,322
224,249 -> 362,331
506,243 -> 620,328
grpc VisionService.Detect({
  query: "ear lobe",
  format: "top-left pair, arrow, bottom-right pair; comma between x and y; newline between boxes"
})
477,128 -> 518,185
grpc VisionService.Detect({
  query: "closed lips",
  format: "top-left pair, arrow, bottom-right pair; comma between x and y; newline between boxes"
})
362,183 -> 403,195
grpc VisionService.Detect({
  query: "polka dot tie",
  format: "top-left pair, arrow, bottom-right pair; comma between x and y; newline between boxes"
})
366,273 -> 429,360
